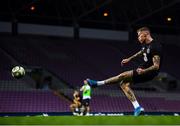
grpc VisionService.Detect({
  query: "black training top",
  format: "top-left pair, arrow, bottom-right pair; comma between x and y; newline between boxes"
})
140,40 -> 162,70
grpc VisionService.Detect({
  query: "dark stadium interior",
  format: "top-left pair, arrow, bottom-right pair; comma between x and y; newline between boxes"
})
0,0 -> 180,118
1,0 -> 180,33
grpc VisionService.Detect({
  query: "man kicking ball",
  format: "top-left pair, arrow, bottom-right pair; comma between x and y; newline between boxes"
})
86,27 -> 162,116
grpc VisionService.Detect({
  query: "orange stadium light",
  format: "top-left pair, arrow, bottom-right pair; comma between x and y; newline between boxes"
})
103,12 -> 109,17
166,17 -> 172,22
30,6 -> 35,11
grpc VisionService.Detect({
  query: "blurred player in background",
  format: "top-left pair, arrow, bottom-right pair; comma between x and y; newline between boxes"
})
86,27 -> 162,116
80,80 -> 92,116
70,90 -> 82,115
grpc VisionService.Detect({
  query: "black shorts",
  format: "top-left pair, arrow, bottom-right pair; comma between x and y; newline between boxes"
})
82,99 -> 90,106
132,69 -> 159,84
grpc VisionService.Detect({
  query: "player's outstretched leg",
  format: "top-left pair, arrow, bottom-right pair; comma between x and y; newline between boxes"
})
87,70 -> 133,87
120,82 -> 144,116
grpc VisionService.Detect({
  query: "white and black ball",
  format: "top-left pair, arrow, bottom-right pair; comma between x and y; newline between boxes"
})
12,66 -> 25,79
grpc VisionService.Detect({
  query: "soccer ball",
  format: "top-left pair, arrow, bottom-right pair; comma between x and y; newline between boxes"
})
12,66 -> 25,79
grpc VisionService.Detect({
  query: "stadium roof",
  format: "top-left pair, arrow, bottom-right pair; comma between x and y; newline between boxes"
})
0,0 -> 180,34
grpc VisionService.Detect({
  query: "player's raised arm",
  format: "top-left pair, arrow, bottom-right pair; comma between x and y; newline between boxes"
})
121,50 -> 143,66
80,86 -> 84,92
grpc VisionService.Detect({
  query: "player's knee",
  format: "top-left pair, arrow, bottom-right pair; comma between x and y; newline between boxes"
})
120,83 -> 129,91
120,83 -> 126,90
118,72 -> 128,79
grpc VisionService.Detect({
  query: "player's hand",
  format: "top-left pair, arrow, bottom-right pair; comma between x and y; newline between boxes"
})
136,68 -> 145,75
121,58 -> 130,66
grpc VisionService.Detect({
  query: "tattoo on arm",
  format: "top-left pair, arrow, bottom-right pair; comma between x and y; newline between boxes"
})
153,55 -> 160,67
129,50 -> 143,60
144,55 -> 160,73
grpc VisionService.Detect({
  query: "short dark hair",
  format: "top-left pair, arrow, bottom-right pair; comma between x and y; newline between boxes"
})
137,27 -> 151,33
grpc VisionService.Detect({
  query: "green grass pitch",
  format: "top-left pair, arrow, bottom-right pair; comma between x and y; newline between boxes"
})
0,116 -> 180,125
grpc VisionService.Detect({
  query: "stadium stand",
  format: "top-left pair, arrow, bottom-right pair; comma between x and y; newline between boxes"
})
0,34 -> 180,114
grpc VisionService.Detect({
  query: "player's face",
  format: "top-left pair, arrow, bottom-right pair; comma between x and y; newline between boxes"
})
84,80 -> 88,85
138,31 -> 147,44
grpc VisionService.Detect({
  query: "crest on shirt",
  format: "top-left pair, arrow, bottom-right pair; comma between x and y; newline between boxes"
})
147,48 -> 150,54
